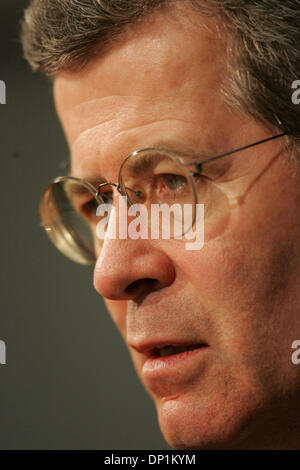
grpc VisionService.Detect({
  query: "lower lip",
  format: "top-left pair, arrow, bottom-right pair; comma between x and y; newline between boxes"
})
142,345 -> 209,378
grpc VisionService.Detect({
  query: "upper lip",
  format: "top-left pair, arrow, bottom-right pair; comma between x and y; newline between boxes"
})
129,340 -> 207,357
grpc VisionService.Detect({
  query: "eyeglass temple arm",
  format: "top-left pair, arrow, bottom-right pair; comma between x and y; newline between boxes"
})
185,132 -> 287,173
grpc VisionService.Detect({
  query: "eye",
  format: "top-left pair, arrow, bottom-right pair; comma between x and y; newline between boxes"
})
157,174 -> 187,191
125,186 -> 145,203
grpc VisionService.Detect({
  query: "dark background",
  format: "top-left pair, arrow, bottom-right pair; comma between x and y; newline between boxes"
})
0,0 -> 168,450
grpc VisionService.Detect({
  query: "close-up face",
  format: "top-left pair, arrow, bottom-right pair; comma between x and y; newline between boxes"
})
53,3 -> 300,449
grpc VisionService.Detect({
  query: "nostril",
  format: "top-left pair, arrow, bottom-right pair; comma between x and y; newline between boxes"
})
125,278 -> 161,300
94,245 -> 175,301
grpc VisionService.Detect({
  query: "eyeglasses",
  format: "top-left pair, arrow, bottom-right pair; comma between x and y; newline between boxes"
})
39,132 -> 286,265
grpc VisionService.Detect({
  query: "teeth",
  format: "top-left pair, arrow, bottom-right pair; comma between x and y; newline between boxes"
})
159,345 -> 200,357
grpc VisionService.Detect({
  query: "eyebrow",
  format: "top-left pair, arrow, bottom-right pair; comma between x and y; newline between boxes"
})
146,140 -> 215,160
67,168 -> 106,191
69,140 -> 217,185
61,169 -> 103,198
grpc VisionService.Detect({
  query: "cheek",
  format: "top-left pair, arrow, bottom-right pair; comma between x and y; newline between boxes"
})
182,203 -> 299,364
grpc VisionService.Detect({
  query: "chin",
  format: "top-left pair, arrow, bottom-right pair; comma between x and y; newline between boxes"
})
155,391 -> 265,450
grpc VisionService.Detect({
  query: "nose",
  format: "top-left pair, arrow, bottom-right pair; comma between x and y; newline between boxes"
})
93,235 -> 175,301
94,189 -> 176,301
93,195 -> 175,301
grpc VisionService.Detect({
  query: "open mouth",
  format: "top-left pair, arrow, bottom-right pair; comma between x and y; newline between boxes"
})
141,342 -> 209,378
153,344 -> 205,357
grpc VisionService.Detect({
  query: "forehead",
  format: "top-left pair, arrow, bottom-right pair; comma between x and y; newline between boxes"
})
54,4 -> 228,179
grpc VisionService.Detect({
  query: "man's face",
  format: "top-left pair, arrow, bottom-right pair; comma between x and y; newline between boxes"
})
54,4 -> 300,449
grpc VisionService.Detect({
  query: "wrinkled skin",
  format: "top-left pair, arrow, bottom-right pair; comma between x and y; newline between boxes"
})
54,3 -> 300,449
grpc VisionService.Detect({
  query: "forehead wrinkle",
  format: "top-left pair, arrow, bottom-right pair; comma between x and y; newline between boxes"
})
63,96 -> 139,145
70,117 -> 190,181
72,95 -> 145,113
71,117 -> 187,160
65,94 -> 173,147
70,118 -> 116,155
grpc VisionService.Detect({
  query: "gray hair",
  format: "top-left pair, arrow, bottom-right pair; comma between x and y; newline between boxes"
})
21,0 -> 300,158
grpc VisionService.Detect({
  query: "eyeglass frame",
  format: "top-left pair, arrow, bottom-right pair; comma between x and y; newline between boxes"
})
82,131 -> 287,204
40,131 -> 287,262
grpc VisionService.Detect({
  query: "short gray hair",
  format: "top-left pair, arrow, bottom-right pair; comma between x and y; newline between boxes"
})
21,0 -> 300,157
